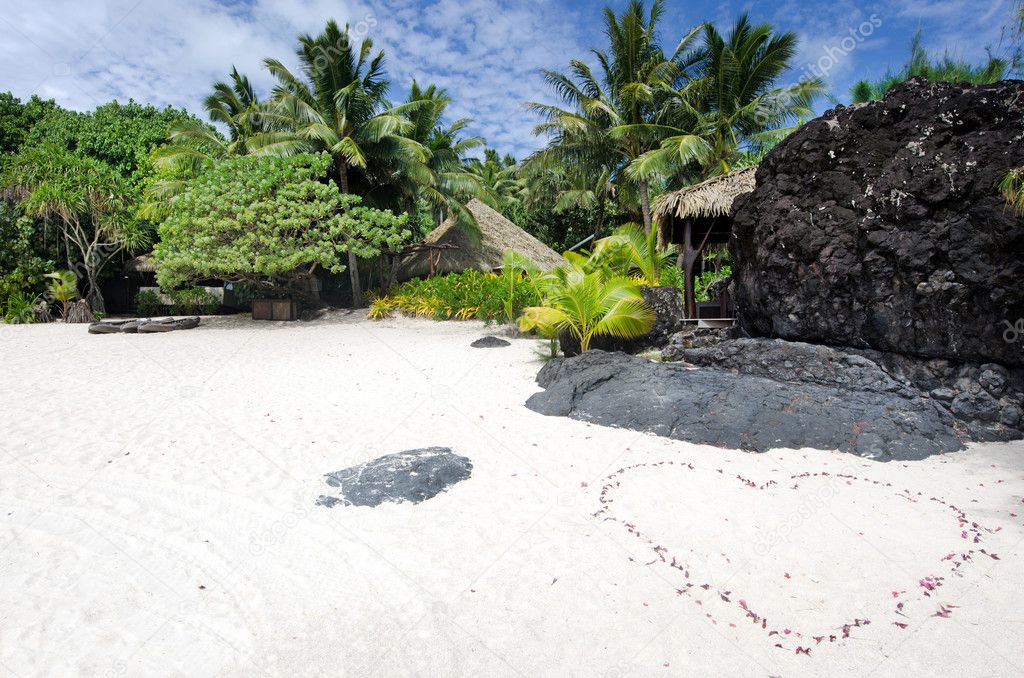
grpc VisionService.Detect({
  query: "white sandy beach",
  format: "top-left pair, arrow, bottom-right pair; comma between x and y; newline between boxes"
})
1,315 -> 1023,677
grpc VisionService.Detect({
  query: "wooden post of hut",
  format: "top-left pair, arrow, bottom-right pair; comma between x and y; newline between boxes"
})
653,167 -> 757,320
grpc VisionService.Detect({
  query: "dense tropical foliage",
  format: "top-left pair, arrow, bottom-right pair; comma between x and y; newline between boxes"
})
527,2 -> 821,238
0,0 -> 1019,325
154,153 -> 409,297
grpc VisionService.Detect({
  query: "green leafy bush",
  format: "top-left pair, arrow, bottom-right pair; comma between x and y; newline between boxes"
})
44,270 -> 79,321
168,288 -> 219,315
0,200 -> 52,312
3,290 -> 38,324
134,289 -> 163,316
154,153 -> 410,296
374,268 -> 541,323
658,264 -> 731,302
519,262 -> 655,353
695,265 -> 732,301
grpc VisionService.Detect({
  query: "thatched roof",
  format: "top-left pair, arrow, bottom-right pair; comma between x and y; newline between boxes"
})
654,166 -> 757,223
125,254 -> 157,273
396,199 -> 565,281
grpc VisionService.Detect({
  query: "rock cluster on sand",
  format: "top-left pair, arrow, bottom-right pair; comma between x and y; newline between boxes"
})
527,348 -> 963,460
317,447 -> 472,508
683,339 -> 1023,443
731,78 -> 1024,367
471,336 -> 511,348
531,80 -> 1024,456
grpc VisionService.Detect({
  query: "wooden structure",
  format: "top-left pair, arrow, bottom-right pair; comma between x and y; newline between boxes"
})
396,199 -> 564,281
252,299 -> 297,322
654,166 -> 757,319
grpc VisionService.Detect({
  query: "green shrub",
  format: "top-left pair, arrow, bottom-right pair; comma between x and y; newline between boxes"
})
695,265 -> 732,301
44,270 -> 79,321
519,262 -> 655,353
168,287 -> 219,315
377,268 -> 542,323
134,289 -> 163,316
3,290 -> 38,324
658,264 -> 732,302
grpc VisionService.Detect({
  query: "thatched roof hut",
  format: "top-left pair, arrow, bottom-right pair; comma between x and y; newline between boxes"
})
654,166 -> 757,319
125,254 -> 157,274
396,199 -> 564,280
654,165 -> 757,237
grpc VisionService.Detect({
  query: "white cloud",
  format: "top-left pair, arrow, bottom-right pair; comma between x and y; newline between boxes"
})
0,0 -> 587,158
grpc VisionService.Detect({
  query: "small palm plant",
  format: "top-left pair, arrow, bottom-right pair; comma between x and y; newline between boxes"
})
44,271 -> 79,321
499,249 -> 543,323
593,224 -> 678,286
519,263 -> 655,353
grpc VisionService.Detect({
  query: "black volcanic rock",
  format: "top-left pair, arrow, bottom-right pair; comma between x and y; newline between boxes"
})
472,336 -> 511,348
527,346 -> 970,460
731,78 -> 1024,367
317,447 -> 472,508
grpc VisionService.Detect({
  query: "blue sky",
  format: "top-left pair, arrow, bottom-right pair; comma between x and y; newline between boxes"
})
0,0 -> 1018,158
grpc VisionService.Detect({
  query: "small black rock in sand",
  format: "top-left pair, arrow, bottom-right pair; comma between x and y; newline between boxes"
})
317,447 -> 472,508
471,336 -> 511,348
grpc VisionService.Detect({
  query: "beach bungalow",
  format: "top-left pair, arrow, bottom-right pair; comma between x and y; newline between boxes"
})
654,166 -> 756,320
396,198 -> 565,281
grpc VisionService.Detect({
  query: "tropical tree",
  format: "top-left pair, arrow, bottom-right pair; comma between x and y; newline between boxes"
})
529,0 -> 701,234
0,92 -> 59,155
142,69 -> 267,219
247,20 -> 427,306
519,262 -> 655,353
1,144 -> 134,313
851,31 -> 1010,103
394,81 -> 487,225
44,270 -> 79,321
594,223 -> 677,285
629,15 -> 822,183
154,153 -> 410,299
466,149 -> 524,204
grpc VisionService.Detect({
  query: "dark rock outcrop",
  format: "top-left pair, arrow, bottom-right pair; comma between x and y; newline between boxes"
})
472,336 -> 511,348
731,78 -> 1024,367
662,325 -> 735,359
704,275 -> 732,303
560,285 -> 685,357
527,345 -> 969,460
317,447 -> 472,508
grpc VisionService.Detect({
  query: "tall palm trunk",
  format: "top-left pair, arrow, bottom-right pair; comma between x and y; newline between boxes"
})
336,162 -> 364,308
638,180 -> 653,235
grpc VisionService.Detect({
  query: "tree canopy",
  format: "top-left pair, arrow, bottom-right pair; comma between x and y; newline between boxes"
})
154,153 -> 410,294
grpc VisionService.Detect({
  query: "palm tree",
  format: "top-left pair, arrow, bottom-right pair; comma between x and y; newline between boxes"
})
204,67 -> 264,145
248,20 -> 428,306
594,223 -> 677,286
519,262 -> 655,353
466,149 -> 524,204
629,15 -> 822,183
141,68 -> 265,219
397,81 -> 487,226
3,145 -> 133,313
851,31 -> 1009,103
44,270 -> 79,321
529,0 -> 701,235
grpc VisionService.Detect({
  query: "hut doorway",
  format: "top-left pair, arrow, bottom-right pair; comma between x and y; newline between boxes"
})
653,166 -> 756,320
